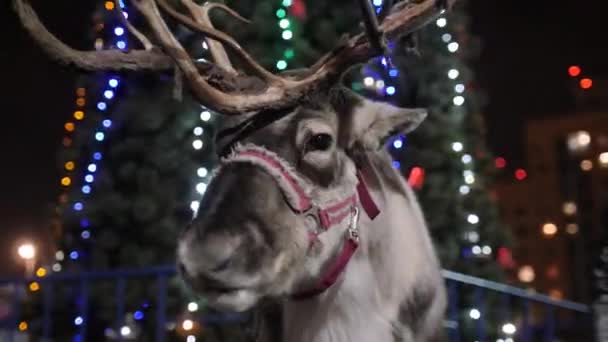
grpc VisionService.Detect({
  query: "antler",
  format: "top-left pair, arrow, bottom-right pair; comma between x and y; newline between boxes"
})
13,0 -> 457,115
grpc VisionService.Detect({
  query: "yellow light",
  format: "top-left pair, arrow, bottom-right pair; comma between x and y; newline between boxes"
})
36,267 -> 47,277
18,321 -> 28,331
182,319 -> 194,331
542,222 -> 558,236
599,152 -> 608,167
105,1 -> 115,10
580,159 -> 593,171
549,289 -> 563,300
566,223 -> 578,235
61,177 -> 72,186
65,161 -> 75,171
76,87 -> 86,97
62,137 -> 73,147
562,202 -> 577,216
29,282 -> 40,292
74,111 -> 85,120
64,122 -> 75,132
518,265 -> 535,283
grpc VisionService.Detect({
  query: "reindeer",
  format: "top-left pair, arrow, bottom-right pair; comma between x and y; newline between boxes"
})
14,0 -> 457,340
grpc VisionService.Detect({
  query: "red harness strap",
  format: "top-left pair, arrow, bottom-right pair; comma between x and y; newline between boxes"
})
291,237 -> 359,299
292,176 -> 379,300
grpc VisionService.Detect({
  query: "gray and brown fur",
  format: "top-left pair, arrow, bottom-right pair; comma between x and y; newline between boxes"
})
178,88 -> 446,342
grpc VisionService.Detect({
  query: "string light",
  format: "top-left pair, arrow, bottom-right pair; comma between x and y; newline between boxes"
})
200,111 -> 211,121
192,140 -> 203,150
182,320 -> 194,331
459,185 -> 471,195
196,182 -> 207,194
453,96 -> 465,106
568,65 -> 581,77
467,214 -> 479,224
36,267 -> 47,277
599,152 -> 608,167
542,222 -> 558,236
447,42 -> 459,52
188,302 -> 199,312
469,308 -> 481,320
197,167 -> 208,177
448,69 -> 459,79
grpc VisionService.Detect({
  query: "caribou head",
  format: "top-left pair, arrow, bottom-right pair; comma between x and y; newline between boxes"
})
14,0 -> 455,321
178,89 -> 427,311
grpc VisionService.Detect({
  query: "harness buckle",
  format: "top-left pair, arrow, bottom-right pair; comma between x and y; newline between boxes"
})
347,206 -> 360,242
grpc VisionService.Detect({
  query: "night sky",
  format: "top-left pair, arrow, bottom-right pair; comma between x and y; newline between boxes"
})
1,0 -> 607,272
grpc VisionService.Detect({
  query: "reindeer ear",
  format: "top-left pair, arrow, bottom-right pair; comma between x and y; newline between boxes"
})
339,95 -> 427,151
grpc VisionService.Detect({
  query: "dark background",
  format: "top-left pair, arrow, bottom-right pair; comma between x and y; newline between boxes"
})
1,0 -> 607,272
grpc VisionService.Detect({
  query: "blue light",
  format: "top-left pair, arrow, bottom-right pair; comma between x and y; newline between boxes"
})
97,102 -> 107,111
93,152 -> 102,160
376,7 -> 382,14
117,41 -> 127,49
85,174 -> 94,183
70,251 -> 79,260
95,132 -> 105,141
80,219 -> 90,227
142,302 -> 150,308
74,316 -> 83,326
82,185 -> 91,194
109,79 -> 119,88
134,311 -> 144,320
381,57 -> 388,66
88,164 -> 97,172
386,86 -> 396,95
102,119 -> 112,128
389,69 -> 399,77
73,334 -> 82,342
393,139 -> 403,149
73,202 -> 83,211
81,230 -> 90,239
373,0 -> 383,5
104,90 -> 114,99
392,161 -> 401,169
114,27 -> 125,36
119,0 -> 125,8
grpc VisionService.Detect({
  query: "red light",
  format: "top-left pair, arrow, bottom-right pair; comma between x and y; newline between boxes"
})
407,166 -> 425,190
568,65 -> 581,77
580,78 -> 593,89
495,157 -> 507,169
515,169 -> 527,180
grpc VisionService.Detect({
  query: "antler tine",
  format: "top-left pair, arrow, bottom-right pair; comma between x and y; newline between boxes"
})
113,0 -> 154,50
15,0 -> 458,115
156,0 -> 282,84
182,1 -> 250,75
12,0 -> 173,71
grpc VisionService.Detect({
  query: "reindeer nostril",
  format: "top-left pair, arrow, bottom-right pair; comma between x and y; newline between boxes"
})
210,256 -> 232,273
178,262 -> 188,276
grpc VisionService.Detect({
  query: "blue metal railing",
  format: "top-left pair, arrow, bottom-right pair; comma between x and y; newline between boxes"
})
442,270 -> 592,342
0,267 -> 593,342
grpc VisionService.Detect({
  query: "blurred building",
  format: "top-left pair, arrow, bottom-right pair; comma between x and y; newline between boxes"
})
495,111 -> 608,304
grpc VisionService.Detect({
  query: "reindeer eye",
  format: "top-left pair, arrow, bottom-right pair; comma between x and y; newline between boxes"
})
307,133 -> 333,152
